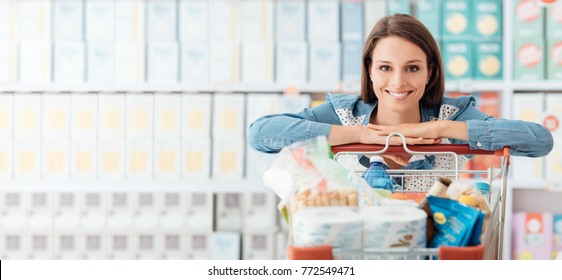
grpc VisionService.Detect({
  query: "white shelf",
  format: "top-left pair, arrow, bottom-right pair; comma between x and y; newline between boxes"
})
0,179 -> 268,193
510,81 -> 562,92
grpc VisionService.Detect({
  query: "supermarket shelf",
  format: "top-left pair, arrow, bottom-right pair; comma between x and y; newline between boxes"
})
0,179 -> 268,193
510,81 -> 562,92
444,80 -> 506,92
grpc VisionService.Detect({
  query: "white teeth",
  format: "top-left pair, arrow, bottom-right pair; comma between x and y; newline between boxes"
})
388,91 -> 409,97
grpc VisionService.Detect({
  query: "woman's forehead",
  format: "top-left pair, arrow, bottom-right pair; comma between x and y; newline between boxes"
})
371,36 -> 427,63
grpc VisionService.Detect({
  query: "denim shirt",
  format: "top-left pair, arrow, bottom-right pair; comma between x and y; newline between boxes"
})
249,93 -> 554,165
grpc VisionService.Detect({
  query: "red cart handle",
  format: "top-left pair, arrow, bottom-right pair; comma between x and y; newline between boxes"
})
331,143 -> 510,157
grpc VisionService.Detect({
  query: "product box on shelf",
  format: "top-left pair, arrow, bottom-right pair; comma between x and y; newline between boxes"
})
132,193 -> 160,232
14,138 -> 40,180
513,0 -> 544,39
471,0 -> 502,40
512,212 -> 553,260
107,232 -> 134,260
154,93 -> 181,137
86,0 -> 114,42
181,137 -> 211,180
70,137 -> 97,180
87,43 -> 115,83
554,214 -> 562,259
275,0 -> 305,41
442,40 -> 473,80
182,92 -> 212,137
180,43 -> 210,83
341,0 -> 363,42
211,231 -> 241,260
240,0 -> 273,41
546,5 -> 562,40
212,137 -> 244,180
0,138 -> 13,180
114,0 -> 145,41
160,231 -> 185,260
307,0 -> 339,43
70,93 -> 98,137
133,231 -> 160,260
41,137 -> 70,180
98,93 -> 125,138
27,231 -> 53,260
186,193 -> 213,232
473,41 -> 503,80
276,42 -> 307,84
179,0 -> 208,43
547,40 -> 562,80
54,42 -> 85,84
146,0 -> 177,42
19,0 -> 51,41
441,0 -> 472,40
342,41 -> 363,84
208,0 -> 239,41
241,41 -> 274,84
98,138 -> 125,180
242,231 -> 276,260
416,0 -> 441,41
106,193 -> 134,259
210,42 -> 240,84
186,231 -> 212,260
80,231 -> 106,260
212,93 -> 245,137
126,93 -> 154,137
388,0 -> 411,15
242,192 -> 278,232
276,231 -> 289,260
159,193 -> 187,232
42,93 -> 70,137
147,42 -> 179,83
514,39 -> 545,81
53,232 -> 80,260
545,94 -> 562,189
245,144 -> 277,182
309,43 -> 341,85
53,0 -> 84,40
154,137 -> 181,180
0,193 -> 27,259
0,1 -> 19,42
19,43 -> 52,83
26,193 -> 52,234
14,92 -> 41,136
215,193 -> 243,232
364,0 -> 387,38
80,193 -> 107,234
0,43 -> 18,83
115,42 -> 145,84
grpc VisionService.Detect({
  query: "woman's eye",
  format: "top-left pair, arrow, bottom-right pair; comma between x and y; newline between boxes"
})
379,65 -> 391,72
407,65 -> 419,72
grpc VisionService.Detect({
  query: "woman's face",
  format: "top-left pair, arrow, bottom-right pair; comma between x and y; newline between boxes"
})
369,36 -> 431,113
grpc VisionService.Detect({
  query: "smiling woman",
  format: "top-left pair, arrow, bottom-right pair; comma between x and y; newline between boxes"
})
248,14 -> 553,170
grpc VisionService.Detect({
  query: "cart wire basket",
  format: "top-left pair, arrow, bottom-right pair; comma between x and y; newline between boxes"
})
288,132 -> 510,260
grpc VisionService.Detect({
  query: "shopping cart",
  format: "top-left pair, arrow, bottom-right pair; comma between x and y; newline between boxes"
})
287,132 -> 510,260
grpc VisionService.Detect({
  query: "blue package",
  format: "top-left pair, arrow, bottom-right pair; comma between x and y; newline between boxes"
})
428,195 -> 486,248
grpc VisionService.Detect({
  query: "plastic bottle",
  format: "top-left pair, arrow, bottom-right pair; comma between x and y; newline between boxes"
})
474,182 -> 491,203
362,156 -> 394,197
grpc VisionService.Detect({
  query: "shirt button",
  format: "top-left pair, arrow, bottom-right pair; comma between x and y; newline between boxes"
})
476,142 -> 482,147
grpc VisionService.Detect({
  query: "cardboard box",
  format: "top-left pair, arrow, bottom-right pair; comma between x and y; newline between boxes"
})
19,43 -> 52,83
14,138 -> 41,180
210,42 -> 239,84
18,0 -> 51,41
181,137 -> 211,180
107,232 -> 134,259
70,137 -> 98,180
53,0 -> 83,41
26,193 -> 53,232
276,42 -> 307,84
472,0 -> 502,39
86,43 -> 115,83
53,233 -> 80,259
80,193 -> 107,231
126,93 -> 154,137
0,43 -> 18,83
159,193 -> 186,231
514,39 -> 545,81
513,0 -> 544,39
115,42 -> 145,83
307,0 -> 339,42
212,137 -> 244,180
80,231 -> 106,259
275,0 -> 305,41
154,93 -> 181,137
98,138 -> 125,180
242,41 -> 274,83
309,43 -> 341,85
147,43 -> 179,83
41,137 -> 70,180
242,231 -> 275,260
114,0 -> 145,41
441,0 -> 472,40
179,0 -> 208,42
42,93 -> 70,136
473,41 -> 503,80
442,41 -> 472,80
180,43 -> 210,83
146,0 -> 177,42
70,93 -> 98,137
185,192 -> 213,232
125,138 -> 153,181
547,40 -> 562,80
53,193 -> 80,231
241,0 -> 273,41
209,0 -> 239,41
27,232 -> 53,260
212,93 -> 245,137
182,92 -> 211,137
154,137 -> 181,180
186,231 -> 212,260
98,93 -> 125,137
416,0 -> 442,41
215,193 -> 243,232
86,1 -> 114,42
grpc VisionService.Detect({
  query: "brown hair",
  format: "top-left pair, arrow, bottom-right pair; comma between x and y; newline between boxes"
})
361,14 -> 444,107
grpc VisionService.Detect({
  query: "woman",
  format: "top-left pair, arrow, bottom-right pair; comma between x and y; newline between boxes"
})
249,14 -> 553,174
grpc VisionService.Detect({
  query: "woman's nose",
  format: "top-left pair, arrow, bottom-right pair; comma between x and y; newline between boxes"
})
391,72 -> 406,87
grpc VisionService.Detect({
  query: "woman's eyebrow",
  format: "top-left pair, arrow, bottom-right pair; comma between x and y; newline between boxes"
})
374,59 -> 423,64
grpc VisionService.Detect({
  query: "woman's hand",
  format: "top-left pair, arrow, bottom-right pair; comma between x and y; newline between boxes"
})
358,124 -> 441,145
367,121 -> 468,142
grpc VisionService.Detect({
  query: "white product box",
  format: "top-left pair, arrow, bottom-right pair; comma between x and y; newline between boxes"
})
242,41 -> 274,83
19,43 -> 51,83
154,93 -> 181,137
54,42 -> 85,84
179,0 -> 208,42
14,93 -> 41,136
186,231 -> 212,260
210,42 -> 240,84
147,43 -> 179,83
241,0 -> 273,41
242,192 -> 278,231
212,137 -> 244,180
341,0 -> 363,41
160,231 -> 186,259
98,93 -> 125,137
18,0 -> 51,41
70,137 -> 98,180
14,138 -> 40,180
181,92 -> 211,137
80,231 -> 106,259
53,233 -> 80,259
0,92 -> 14,135
275,0 -> 305,41
546,141 -> 562,189
212,93 -> 245,137
107,193 -> 134,229
154,137 -> 181,180
245,93 -> 279,134
1,194 -> 26,232
180,43 -> 210,83
0,138 -> 13,181
0,1 -> 19,41
185,192 -> 213,232
86,0 -> 114,42
26,193 -> 53,232
215,193 -> 243,232
211,232 -> 241,260
307,0 -> 340,42
87,43 -> 115,83
41,137 -> 70,180
133,193 -> 160,229
364,0 -> 387,38
511,93 -> 545,183
342,41 -> 363,84
70,93 -> 98,137
545,94 -> 562,187
80,193 -> 107,231
114,0 -> 145,41
309,43 -> 341,85
125,138 -> 153,181
160,193 -> 186,231
53,193 -> 80,231
53,0 -> 83,41
42,93 -> 70,136
1,192 -> 26,212
0,43 -> 18,83
27,232 -> 53,260
546,94 -> 562,135
209,0 -> 239,41
98,137 -> 125,180
134,232 -> 161,259
1,233 -> 26,259
245,144 -> 277,182
107,232 -> 134,259
181,137 -> 211,180
126,93 -> 154,137
115,42 -> 145,83
242,231 -> 275,260
275,231 -> 289,260
147,0 -> 177,42
276,42 -> 307,84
